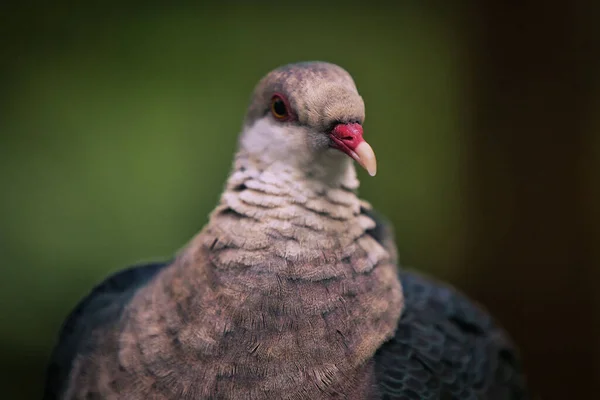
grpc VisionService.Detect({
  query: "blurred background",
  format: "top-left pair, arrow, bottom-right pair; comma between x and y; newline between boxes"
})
1,2 -> 598,399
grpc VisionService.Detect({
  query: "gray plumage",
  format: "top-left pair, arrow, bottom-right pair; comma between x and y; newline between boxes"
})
44,62 -> 527,399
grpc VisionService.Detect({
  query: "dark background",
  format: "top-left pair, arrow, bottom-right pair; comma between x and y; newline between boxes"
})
1,2 -> 598,399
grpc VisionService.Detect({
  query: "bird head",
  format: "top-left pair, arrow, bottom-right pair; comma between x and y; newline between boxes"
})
240,62 -> 377,178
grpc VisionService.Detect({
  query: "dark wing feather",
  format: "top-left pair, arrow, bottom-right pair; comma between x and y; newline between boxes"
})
43,260 -> 170,400
364,209 -> 528,400
374,271 -> 528,400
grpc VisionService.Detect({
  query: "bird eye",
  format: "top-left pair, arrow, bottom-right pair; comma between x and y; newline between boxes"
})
270,95 -> 289,120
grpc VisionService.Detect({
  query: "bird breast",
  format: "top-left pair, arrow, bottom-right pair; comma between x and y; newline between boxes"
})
93,164 -> 404,399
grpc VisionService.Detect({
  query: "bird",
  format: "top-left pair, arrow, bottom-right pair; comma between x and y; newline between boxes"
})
44,61 -> 528,400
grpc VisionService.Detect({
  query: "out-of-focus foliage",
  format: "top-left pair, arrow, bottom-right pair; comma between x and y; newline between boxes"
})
0,4 -> 468,398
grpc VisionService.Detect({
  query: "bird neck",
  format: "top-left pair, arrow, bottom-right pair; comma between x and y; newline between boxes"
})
126,158 -> 403,399
190,151 -> 378,277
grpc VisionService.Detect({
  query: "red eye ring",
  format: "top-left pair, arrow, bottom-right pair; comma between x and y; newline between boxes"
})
270,93 -> 292,121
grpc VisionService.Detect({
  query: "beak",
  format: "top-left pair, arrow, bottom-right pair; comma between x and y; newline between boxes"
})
329,123 -> 377,176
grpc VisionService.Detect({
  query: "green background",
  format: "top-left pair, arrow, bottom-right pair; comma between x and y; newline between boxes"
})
1,3 -> 597,399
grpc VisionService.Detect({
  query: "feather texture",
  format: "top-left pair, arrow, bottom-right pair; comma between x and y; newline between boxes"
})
374,270 -> 527,400
43,261 -> 169,400
364,211 -> 527,399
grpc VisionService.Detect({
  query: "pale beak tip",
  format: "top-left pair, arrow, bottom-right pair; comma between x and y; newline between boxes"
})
354,141 -> 377,177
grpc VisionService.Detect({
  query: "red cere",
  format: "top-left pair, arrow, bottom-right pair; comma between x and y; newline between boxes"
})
330,123 -> 364,151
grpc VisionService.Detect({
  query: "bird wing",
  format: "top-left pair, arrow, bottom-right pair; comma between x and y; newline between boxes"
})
364,210 -> 527,400
43,261 -> 170,400
374,270 -> 528,400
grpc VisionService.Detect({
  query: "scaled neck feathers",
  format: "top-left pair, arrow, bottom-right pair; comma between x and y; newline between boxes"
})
120,123 -> 404,399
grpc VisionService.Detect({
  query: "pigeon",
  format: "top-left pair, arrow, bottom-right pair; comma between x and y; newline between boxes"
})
44,61 -> 528,400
